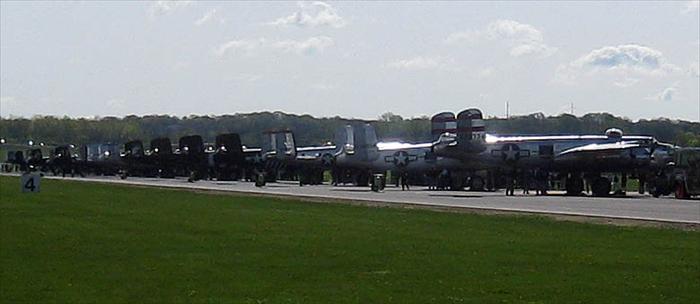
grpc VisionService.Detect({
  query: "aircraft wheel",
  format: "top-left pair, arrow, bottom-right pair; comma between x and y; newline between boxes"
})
591,177 -> 611,197
470,176 -> 485,191
675,183 -> 690,199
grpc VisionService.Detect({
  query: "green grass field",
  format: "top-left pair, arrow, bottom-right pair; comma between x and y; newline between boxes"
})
1,176 -> 699,303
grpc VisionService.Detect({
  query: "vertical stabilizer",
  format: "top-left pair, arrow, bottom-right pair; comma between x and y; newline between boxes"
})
150,138 -> 173,155
431,112 -> 457,140
263,129 -> 296,160
456,108 -> 486,153
215,133 -> 244,156
179,135 -> 205,155
334,123 -> 379,162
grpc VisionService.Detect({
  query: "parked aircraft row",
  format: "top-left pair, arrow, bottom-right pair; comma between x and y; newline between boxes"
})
2,108 -> 696,198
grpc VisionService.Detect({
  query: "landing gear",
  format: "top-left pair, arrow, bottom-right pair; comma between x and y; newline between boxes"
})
638,175 -> 646,195
254,171 -> 266,187
591,177 -> 611,197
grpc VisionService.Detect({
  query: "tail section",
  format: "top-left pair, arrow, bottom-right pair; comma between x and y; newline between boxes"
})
215,133 -> 244,156
334,125 -> 355,155
124,140 -> 145,158
262,129 -> 296,160
178,135 -> 204,155
150,138 -> 173,155
335,123 -> 378,162
431,112 -> 457,140
456,108 -> 486,153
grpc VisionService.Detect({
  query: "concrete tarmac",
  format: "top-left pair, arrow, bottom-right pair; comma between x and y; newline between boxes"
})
18,174 -> 700,225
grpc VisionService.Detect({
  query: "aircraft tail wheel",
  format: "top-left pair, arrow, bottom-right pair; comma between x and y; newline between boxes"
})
675,183 -> 689,199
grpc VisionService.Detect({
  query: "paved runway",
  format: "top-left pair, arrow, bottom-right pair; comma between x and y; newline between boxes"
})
23,174 -> 700,224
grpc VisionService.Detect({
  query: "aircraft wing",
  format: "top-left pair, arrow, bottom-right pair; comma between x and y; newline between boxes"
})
554,141 -> 652,167
556,141 -> 646,157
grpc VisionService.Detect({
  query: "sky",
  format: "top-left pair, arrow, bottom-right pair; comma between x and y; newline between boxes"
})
1,1 -> 699,121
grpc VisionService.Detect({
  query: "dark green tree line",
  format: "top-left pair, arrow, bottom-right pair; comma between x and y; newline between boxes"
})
1,112 -> 698,148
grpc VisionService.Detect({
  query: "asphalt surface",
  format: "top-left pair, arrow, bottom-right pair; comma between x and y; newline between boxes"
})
11,174 -> 699,224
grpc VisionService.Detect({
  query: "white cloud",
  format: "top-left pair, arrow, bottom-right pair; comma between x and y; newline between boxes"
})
555,44 -> 680,84
681,1 -> 699,14
194,9 -> 223,26
446,19 -> 557,57
571,44 -> 666,70
268,1 -> 345,28
387,56 -> 443,70
149,1 -> 192,17
216,39 -> 261,56
216,36 -> 334,57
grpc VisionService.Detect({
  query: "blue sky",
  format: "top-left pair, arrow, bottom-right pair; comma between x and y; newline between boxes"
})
1,1 -> 699,121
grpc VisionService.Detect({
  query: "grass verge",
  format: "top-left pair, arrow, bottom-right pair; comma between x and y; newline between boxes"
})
1,176 -> 699,303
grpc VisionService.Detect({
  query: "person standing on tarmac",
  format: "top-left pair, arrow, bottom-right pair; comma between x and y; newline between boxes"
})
505,167 -> 516,196
401,171 -> 410,191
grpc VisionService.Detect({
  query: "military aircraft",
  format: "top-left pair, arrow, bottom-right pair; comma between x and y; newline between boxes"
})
331,120 -> 478,189
210,133 -> 246,181
256,129 -> 335,185
82,143 -> 122,175
147,137 -> 177,178
120,140 -> 156,178
46,145 -> 85,177
432,108 -> 673,196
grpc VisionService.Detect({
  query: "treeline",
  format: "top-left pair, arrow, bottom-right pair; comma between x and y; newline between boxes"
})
1,112 -> 699,147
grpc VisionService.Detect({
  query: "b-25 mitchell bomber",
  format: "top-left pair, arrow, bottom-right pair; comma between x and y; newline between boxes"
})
432,108 -> 674,196
330,120 -> 479,189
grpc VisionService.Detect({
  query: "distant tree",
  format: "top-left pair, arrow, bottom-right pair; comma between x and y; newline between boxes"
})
1,111 -> 698,148
379,112 -> 403,122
